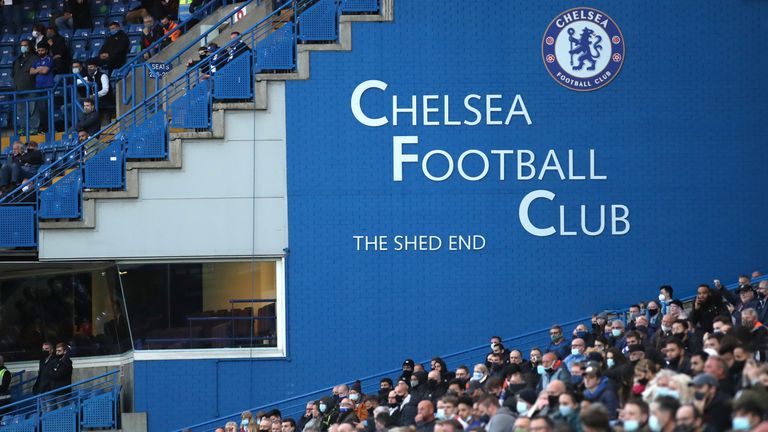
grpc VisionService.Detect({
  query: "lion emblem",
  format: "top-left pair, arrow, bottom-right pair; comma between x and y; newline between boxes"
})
568,27 -> 602,71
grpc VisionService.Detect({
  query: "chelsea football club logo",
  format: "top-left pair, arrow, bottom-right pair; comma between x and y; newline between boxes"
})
542,7 -> 625,91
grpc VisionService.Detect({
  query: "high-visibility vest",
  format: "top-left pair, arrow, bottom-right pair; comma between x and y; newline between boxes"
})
0,368 -> 10,400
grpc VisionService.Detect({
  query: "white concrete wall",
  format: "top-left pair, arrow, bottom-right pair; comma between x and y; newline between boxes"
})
39,82 -> 288,260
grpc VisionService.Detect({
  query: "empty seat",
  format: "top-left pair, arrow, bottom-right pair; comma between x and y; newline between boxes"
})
127,24 -> 143,35
91,0 -> 109,17
72,48 -> 88,61
20,4 -> 36,23
36,10 -> 53,21
109,3 -> 126,14
93,17 -> 106,28
92,27 -> 109,38
0,46 -> 13,57
74,28 -> 91,39
71,38 -> 88,52
18,30 -> 32,40
59,29 -> 72,40
0,54 -> 14,66
39,1 -> 54,10
1,34 -> 17,44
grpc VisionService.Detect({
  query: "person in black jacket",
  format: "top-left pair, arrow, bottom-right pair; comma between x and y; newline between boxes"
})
49,343 -> 73,395
19,140 -> 44,181
98,22 -> 130,71
0,142 -> 23,193
46,26 -> 71,74
32,342 -> 55,395
75,98 -> 100,136
690,284 -> 729,335
55,0 -> 92,31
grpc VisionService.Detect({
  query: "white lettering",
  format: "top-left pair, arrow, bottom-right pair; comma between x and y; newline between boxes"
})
422,150 -> 454,181
392,136 -> 419,181
350,79 -> 388,127
457,150 -> 490,181
519,190 -> 556,237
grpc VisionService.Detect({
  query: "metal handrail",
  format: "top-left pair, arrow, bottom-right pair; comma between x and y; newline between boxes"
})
178,274 -> 765,431
0,369 -> 119,414
118,0 -> 264,108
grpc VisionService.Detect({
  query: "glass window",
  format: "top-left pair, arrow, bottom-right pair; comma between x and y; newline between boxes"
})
0,263 -> 130,362
119,260 -> 278,350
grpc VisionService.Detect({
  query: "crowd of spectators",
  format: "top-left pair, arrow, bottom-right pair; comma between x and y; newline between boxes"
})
218,274 -> 768,432
3,0 -> 186,134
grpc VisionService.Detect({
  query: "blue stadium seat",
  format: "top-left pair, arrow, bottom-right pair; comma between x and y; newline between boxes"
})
0,26 -> 15,37
92,27 -> 109,38
0,67 -> 12,90
54,0 -> 65,10
127,24 -> 143,35
36,10 -> 52,21
1,34 -> 17,44
127,0 -> 141,10
91,0 -> 109,17
72,48 -> 88,61
109,3 -> 126,14
0,46 -> 14,57
91,36 -> 105,49
20,4 -> 36,23
38,0 -> 53,10
108,14 -> 123,25
0,54 -> 14,66
59,29 -> 72,41
92,17 -> 106,28
71,38 -> 89,52
90,46 -> 102,59
74,28 -> 91,39
18,28 -> 32,38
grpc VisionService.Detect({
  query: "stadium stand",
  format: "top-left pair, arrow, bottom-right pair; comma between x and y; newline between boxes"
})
180,275 -> 768,432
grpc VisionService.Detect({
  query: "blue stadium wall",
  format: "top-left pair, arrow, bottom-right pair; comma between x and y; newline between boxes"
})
134,1 -> 768,430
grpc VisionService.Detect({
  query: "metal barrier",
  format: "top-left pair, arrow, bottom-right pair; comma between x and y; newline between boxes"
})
117,0 -> 264,110
0,0 -> 373,250
0,370 -> 121,432
0,75 -> 98,146
177,275 -> 764,432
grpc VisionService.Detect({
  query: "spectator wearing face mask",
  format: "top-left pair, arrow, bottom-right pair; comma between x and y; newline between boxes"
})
48,343 -> 73,395
690,373 -> 731,432
646,300 -> 663,333
12,39 -> 40,134
141,15 -> 164,60
46,27 -> 70,74
98,22 -> 130,71
619,398 -> 649,432
651,314 -> 675,350
160,16 -> 181,46
31,24 -> 48,49
545,325 -> 570,360
658,285 -> 674,315
563,338 -> 587,374
649,396 -> 680,432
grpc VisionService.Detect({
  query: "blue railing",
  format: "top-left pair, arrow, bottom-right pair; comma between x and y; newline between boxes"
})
117,0 -> 265,109
0,75 -> 98,145
0,0 -> 377,250
0,369 -> 121,432
177,274 -> 763,432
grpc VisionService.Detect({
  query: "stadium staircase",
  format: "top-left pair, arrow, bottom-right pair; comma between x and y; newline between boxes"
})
0,370 -> 123,432
0,0 -> 393,258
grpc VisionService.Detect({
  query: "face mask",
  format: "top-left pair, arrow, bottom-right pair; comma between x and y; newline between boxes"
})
571,375 -> 583,385
571,348 -> 580,356
72,67 -> 80,74
550,334 -> 561,342
632,383 -> 645,395
242,420 -> 250,426
435,409 -> 446,420
471,372 -> 483,381
515,401 -> 528,414
648,308 -> 659,316
606,358 -> 615,368
536,365 -> 545,375
88,68 -> 97,75
410,380 -> 419,388
478,415 -> 490,424
732,417 -> 750,430
636,325 -> 648,333
575,330 -> 588,339
611,329 -> 622,337
558,405 -> 573,417
490,343 -> 495,350
162,22 -> 170,28
110,28 -> 118,35
655,387 -> 679,400
319,404 -> 327,413
388,402 -> 398,408
658,294 -> 666,302
349,393 -> 359,402
623,420 -> 640,432
32,31 -> 40,38
339,407 -> 350,414
649,415 -> 662,432
20,46 -> 29,54
661,325 -> 671,332
693,391 -> 706,401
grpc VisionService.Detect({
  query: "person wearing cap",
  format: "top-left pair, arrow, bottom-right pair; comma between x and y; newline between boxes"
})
99,22 -> 130,70
690,373 -> 731,431
393,378 -> 417,426
399,359 -> 415,383
582,362 -> 619,420
731,285 -> 760,326
667,300 -> 686,320
689,284 -> 730,335
514,388 -> 537,416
